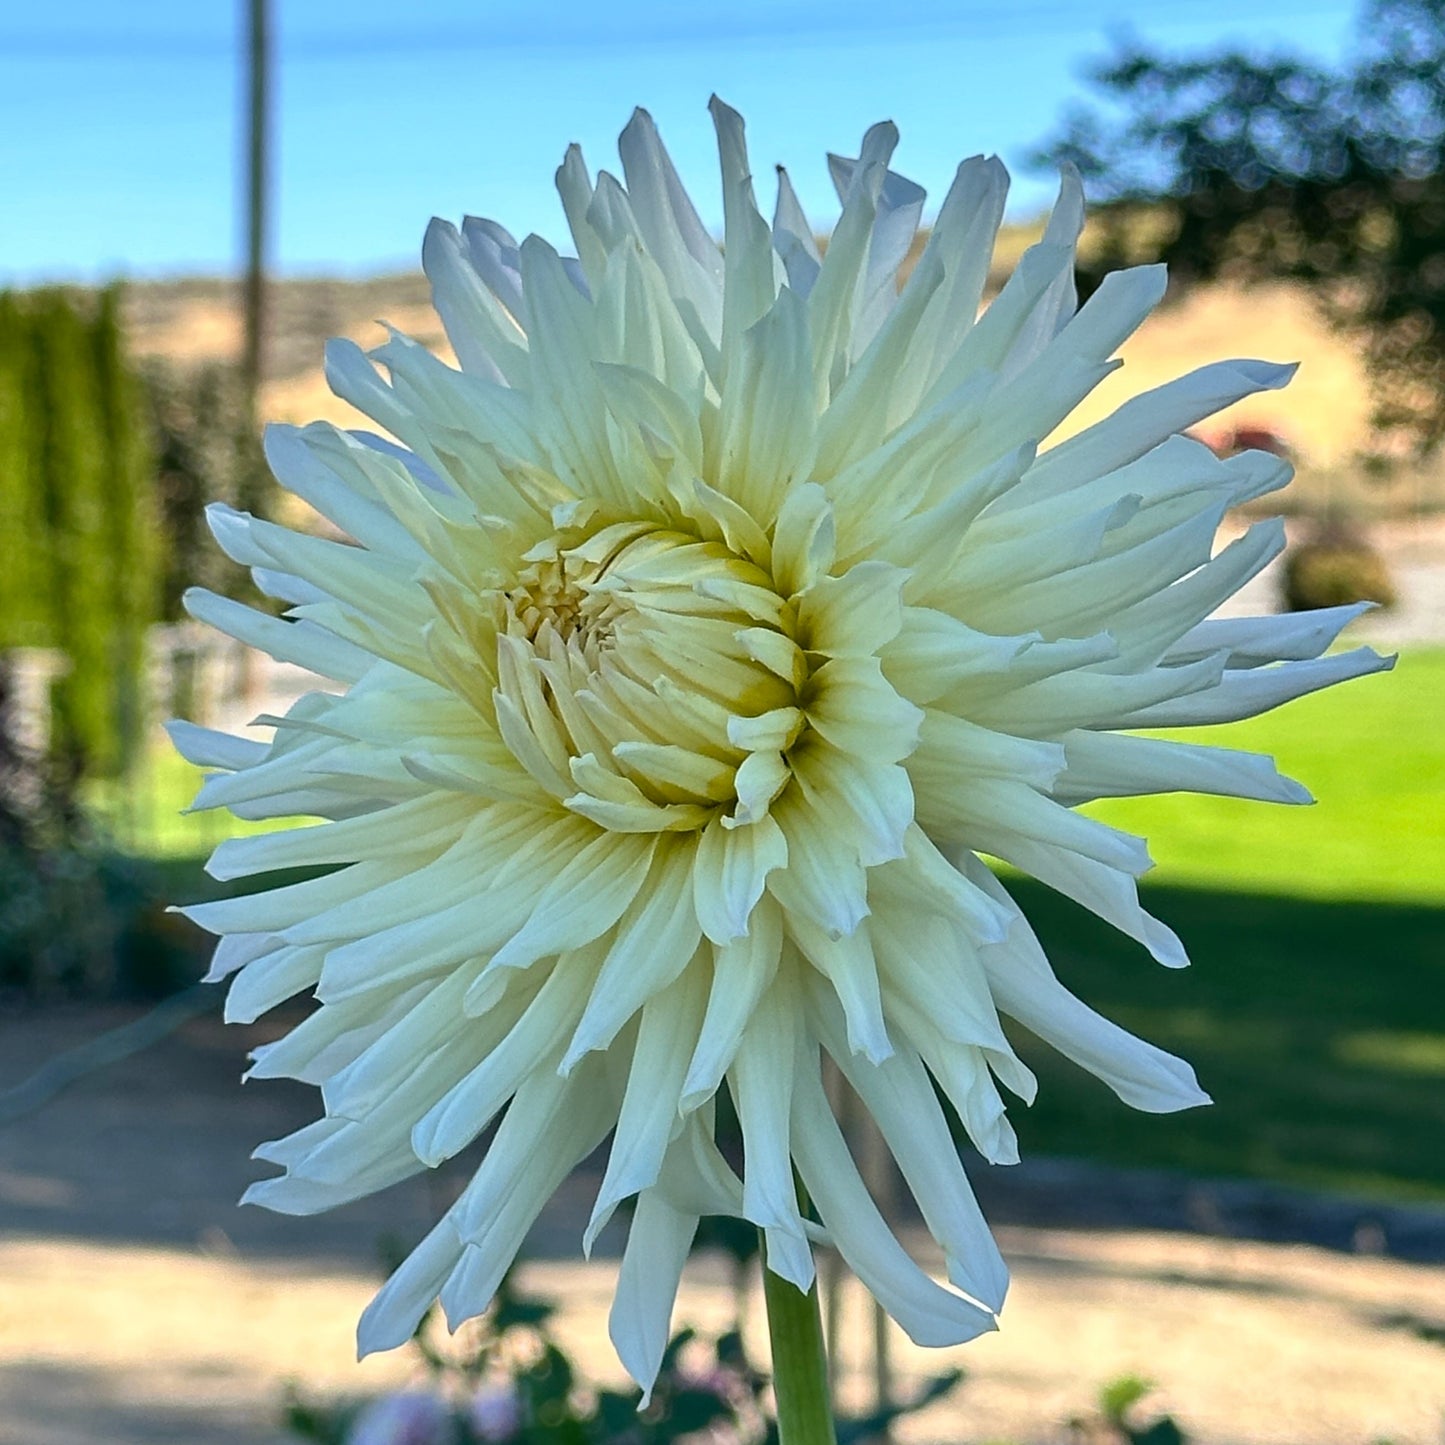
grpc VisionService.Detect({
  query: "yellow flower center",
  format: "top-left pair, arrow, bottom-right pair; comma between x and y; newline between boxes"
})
493,521 -> 809,832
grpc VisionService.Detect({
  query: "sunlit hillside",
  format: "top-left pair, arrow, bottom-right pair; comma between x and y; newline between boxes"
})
118,221 -> 1441,518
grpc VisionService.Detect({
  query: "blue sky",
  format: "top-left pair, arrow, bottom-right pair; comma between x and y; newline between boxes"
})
2,0 -> 1358,284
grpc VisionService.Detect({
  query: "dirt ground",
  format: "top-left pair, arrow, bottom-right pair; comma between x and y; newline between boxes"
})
1,1003 -> 1442,1445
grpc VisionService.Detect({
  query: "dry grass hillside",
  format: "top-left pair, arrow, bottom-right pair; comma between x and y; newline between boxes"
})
118,224 -> 1443,518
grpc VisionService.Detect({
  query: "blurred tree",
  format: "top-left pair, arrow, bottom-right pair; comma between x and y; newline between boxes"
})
0,288 -> 160,778
0,296 -> 46,647
30,290 -> 118,778
1037,0 -> 1445,457
93,287 -> 161,774
142,357 -> 267,617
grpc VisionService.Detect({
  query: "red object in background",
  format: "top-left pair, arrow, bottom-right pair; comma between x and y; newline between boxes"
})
1189,423 -> 1294,460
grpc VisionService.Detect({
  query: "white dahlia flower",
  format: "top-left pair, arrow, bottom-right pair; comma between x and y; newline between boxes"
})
173,101 -> 1389,1391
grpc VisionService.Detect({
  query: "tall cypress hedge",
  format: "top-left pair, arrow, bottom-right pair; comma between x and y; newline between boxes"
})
0,295 -> 46,649
0,287 -> 161,779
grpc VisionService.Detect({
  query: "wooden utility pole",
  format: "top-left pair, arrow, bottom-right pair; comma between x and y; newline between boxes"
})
241,0 -> 271,420
238,0 -> 271,709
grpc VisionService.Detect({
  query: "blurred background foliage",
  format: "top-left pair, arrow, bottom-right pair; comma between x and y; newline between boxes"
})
0,286 -> 267,997
0,0 -> 1439,1202
1039,0 -> 1445,460
0,286 -> 158,780
145,353 -> 271,617
0,287 -> 267,780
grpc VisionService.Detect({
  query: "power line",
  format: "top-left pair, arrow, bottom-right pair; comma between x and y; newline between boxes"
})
0,1 -> 1355,62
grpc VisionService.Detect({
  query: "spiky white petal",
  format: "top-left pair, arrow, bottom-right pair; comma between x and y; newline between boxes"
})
180,102 -> 1394,1391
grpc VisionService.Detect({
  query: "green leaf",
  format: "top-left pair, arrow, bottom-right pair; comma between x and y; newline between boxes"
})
1099,1373 -> 1155,1424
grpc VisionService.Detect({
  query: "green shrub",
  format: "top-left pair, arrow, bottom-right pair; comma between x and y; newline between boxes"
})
0,665 -> 161,997
0,286 -> 161,779
142,356 -> 270,618
1282,521 -> 1397,613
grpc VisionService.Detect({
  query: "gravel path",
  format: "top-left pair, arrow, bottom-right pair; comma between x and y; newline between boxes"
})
2,1228 -> 1442,1445
1,1002 -> 1442,1445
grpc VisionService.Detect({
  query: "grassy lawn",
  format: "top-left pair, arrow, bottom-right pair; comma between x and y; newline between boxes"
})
1008,879 -> 1445,1203
86,747 -> 281,860
1084,647 -> 1444,904
1012,647 -> 1445,1202
107,647 -> 1444,1202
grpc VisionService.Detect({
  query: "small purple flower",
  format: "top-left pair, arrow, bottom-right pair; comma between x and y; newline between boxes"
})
468,1385 -> 524,1443
347,1391 -> 452,1445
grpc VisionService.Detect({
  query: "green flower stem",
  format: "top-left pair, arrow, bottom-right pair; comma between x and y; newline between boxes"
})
761,1236 -> 838,1445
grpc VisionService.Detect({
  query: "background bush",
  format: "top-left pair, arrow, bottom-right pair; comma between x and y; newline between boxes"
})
143,354 -> 271,618
0,286 -> 159,781
1282,520 -> 1398,612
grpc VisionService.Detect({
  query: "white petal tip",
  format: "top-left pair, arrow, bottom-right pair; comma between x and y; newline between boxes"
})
980,1130 -> 1021,1166
1123,1065 -> 1213,1114
356,1311 -> 409,1361
463,974 -> 507,1018
581,1207 -> 615,1259
1145,922 -> 1191,970
855,1037 -> 896,1067
409,1122 -> 448,1170
949,1257 -> 1009,1316
761,1232 -> 816,1295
